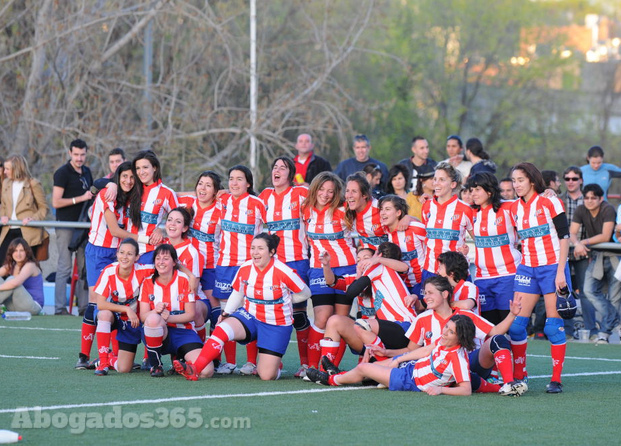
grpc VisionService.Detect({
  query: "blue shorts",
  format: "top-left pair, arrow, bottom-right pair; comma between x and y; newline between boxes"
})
139,251 -> 154,265
200,268 -> 216,292
161,326 -> 202,356
468,349 -> 492,380
388,361 -> 421,392
287,260 -> 310,310
198,298 -> 212,318
85,243 -> 117,287
231,308 -> 293,356
475,275 -> 515,312
112,312 -> 142,345
309,265 -> 356,295
214,265 -> 240,300
514,263 -> 571,296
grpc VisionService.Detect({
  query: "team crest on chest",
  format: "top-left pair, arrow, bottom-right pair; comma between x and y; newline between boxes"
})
425,330 -> 433,339
153,199 -> 162,206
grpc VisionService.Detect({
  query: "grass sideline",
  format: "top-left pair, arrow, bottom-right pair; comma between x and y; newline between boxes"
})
1,316 -> 620,445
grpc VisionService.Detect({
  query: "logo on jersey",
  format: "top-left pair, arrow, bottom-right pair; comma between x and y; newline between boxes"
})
425,330 -> 433,340
154,199 -> 162,206
495,217 -> 504,225
148,294 -> 155,301
452,215 -> 461,221
112,290 -> 119,297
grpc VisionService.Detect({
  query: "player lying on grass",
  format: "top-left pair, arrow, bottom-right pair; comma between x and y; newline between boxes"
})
361,276 -> 527,396
306,313 -> 475,396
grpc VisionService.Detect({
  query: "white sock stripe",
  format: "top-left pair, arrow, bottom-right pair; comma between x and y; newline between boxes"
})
96,321 -> 112,333
220,322 -> 236,340
310,323 -> 325,334
143,326 -> 164,338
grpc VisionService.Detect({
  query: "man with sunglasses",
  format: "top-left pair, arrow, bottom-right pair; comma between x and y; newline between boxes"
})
52,139 -> 93,320
561,166 -> 598,341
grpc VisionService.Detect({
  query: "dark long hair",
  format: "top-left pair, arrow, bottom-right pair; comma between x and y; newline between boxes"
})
168,207 -> 192,239
385,164 -> 411,195
344,172 -> 371,230
450,314 -> 476,351
3,238 -> 39,272
114,161 -> 142,229
228,165 -> 256,196
465,172 -> 502,212
511,162 -> 546,195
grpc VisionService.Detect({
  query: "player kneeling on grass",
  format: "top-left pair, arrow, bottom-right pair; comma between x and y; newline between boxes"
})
174,234 -> 311,381
306,314 -> 475,396
139,244 -> 210,378
93,238 -> 155,375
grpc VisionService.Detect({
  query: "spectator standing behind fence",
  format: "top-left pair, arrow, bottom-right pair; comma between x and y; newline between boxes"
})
335,134 -> 389,189
580,145 -> 621,201
0,155 -> 49,262
570,183 -> 620,345
561,166 -> 598,340
398,136 -> 437,192
93,148 -> 126,190
52,139 -> 93,315
293,134 -> 332,186
465,138 -> 496,176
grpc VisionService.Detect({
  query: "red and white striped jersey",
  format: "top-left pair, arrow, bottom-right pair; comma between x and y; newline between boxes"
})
472,202 -> 521,278
233,258 -> 307,326
179,196 -> 221,269
453,280 -> 480,315
331,275 -> 375,319
304,205 -> 356,268
259,186 -> 309,263
363,263 -> 416,322
350,199 -> 388,249
129,180 -> 179,255
94,263 -> 154,320
405,308 -> 493,349
413,343 -> 470,391
422,196 -> 473,273
385,221 -> 426,287
161,238 -> 204,278
217,193 -> 266,267
88,190 -> 123,248
139,270 -> 195,330
510,194 -> 566,267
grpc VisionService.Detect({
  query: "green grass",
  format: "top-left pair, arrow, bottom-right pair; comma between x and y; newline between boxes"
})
1,316 -> 620,445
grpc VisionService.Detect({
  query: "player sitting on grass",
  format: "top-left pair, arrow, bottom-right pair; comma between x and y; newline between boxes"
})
306,313 -> 475,396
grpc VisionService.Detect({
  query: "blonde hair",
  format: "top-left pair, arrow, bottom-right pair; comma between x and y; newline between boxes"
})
6,154 -> 32,181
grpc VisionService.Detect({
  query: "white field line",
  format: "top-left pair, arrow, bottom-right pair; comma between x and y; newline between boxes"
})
1,370 -> 621,415
0,326 -> 80,332
0,354 -> 59,360
0,386 -> 375,414
528,354 -> 621,362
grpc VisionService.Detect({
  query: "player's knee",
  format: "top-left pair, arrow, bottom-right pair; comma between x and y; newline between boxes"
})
508,315 -> 529,342
83,302 -> 97,325
489,334 -> 511,354
544,317 -> 566,345
97,310 -> 114,323
209,306 -> 221,328
293,310 -> 310,331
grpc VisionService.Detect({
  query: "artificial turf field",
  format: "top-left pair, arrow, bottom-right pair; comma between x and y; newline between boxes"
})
1,316 -> 620,445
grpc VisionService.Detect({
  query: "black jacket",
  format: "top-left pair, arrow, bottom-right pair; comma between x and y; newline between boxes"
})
304,153 -> 332,184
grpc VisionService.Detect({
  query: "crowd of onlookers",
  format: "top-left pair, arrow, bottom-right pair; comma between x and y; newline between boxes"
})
0,135 -> 620,349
